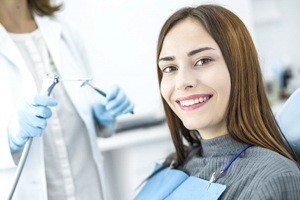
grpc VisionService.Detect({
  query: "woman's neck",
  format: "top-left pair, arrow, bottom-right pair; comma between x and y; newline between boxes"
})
198,120 -> 228,140
0,0 -> 37,33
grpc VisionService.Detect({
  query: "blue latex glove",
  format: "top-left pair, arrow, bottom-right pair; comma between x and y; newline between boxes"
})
93,85 -> 134,126
8,95 -> 57,152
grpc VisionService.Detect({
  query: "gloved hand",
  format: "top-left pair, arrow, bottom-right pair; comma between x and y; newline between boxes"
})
7,95 -> 57,152
93,85 -> 134,126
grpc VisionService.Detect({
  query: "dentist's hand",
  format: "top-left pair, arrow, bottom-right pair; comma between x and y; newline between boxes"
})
7,95 -> 57,152
93,85 -> 134,126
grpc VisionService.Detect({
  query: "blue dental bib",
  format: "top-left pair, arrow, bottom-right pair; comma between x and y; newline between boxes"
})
134,164 -> 226,200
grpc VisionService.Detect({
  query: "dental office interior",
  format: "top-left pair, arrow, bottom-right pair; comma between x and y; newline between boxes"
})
59,0 -> 300,199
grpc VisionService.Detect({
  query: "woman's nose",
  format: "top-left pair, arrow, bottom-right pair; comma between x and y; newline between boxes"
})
176,68 -> 198,91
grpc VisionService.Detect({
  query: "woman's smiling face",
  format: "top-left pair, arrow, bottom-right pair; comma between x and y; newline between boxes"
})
158,18 -> 231,139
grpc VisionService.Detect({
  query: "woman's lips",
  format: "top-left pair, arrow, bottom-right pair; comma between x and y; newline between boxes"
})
175,94 -> 212,111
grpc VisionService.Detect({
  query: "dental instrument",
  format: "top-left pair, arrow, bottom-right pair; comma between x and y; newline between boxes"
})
8,74 -> 59,200
80,80 -> 107,97
80,80 -> 134,114
8,74 -> 92,200
60,78 -> 93,82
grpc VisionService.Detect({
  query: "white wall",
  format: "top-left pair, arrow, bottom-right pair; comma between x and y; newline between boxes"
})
252,0 -> 300,85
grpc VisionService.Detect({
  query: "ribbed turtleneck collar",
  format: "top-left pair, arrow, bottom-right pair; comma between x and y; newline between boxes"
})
200,134 -> 246,157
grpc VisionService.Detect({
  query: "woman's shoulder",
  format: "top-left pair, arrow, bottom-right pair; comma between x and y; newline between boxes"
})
248,145 -> 299,174
243,146 -> 300,199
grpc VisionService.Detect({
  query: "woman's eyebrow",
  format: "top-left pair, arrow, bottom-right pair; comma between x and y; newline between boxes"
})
158,56 -> 175,62
187,47 -> 215,56
158,47 -> 215,63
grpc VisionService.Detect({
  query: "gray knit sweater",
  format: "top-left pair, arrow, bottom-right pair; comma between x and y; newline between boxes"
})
182,134 -> 300,200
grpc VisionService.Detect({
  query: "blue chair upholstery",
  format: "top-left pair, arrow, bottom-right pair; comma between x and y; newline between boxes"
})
276,87 -> 300,156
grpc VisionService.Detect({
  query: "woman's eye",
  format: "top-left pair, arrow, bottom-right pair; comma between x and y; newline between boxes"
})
195,58 -> 212,66
162,66 -> 177,73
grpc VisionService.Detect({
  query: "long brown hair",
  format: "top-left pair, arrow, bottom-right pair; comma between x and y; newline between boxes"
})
28,0 -> 62,16
157,4 -> 299,168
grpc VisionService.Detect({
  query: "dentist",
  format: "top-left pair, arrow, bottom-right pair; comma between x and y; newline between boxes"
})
0,0 -> 134,199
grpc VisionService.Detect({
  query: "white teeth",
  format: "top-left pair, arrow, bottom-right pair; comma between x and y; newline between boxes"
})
179,96 -> 210,106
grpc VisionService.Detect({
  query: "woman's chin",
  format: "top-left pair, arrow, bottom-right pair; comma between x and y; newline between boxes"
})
182,121 -> 203,131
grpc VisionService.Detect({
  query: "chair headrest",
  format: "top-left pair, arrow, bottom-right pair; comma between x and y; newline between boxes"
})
276,87 -> 300,156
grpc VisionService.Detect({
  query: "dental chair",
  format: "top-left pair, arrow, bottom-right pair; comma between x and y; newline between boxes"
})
276,87 -> 300,157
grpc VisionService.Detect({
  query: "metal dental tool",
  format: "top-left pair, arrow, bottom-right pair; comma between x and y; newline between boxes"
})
8,74 -> 59,200
60,78 -> 93,82
8,74 -> 92,200
45,73 -> 60,95
80,80 -> 134,114
80,80 -> 107,97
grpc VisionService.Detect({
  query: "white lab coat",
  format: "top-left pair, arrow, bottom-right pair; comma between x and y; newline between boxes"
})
0,15 -> 109,199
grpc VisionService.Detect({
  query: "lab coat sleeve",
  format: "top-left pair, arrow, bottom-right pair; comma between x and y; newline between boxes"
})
0,129 -> 17,169
0,115 -> 22,168
95,120 -> 116,138
0,73 -> 16,169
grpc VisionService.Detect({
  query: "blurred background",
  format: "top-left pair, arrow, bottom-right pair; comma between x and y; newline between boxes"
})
56,0 -> 300,199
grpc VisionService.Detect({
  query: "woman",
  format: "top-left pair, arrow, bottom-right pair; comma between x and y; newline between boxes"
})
0,0 -> 133,199
136,4 -> 300,200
